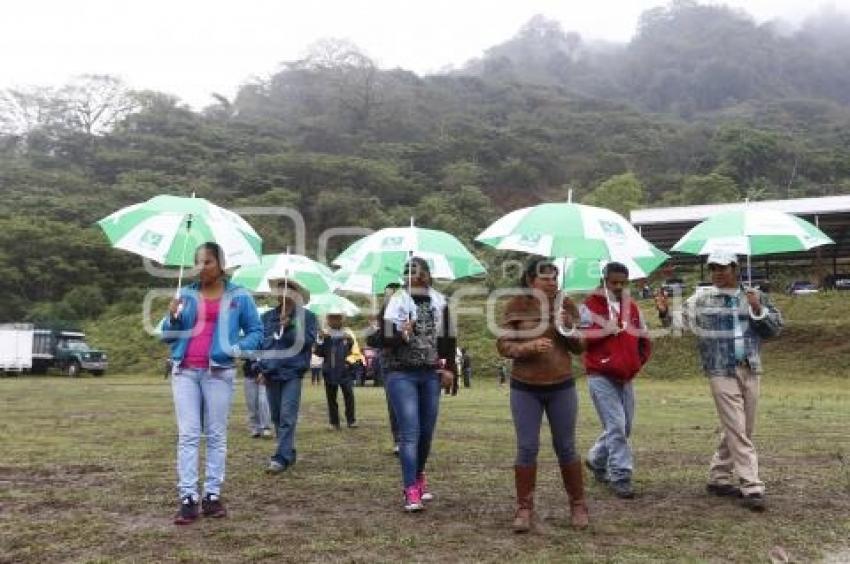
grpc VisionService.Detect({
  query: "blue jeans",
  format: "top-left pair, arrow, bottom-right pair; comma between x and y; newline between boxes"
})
171,366 -> 236,499
386,369 -> 441,488
244,377 -> 271,433
266,377 -> 303,466
587,375 -> 635,482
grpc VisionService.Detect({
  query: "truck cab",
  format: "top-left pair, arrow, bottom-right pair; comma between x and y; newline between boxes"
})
54,332 -> 108,377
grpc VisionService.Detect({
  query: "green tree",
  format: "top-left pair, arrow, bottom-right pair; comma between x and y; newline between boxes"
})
65,285 -> 106,319
582,173 -> 644,217
678,173 -> 740,205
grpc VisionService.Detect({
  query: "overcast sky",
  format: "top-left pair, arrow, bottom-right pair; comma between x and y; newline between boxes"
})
1,0 -> 845,109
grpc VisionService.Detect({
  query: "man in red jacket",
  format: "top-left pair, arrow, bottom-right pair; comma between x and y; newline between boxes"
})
579,262 -> 652,499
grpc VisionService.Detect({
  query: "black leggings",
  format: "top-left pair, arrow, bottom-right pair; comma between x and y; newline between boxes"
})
510,380 -> 578,466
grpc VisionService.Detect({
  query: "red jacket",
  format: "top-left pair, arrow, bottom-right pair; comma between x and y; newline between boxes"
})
581,292 -> 651,381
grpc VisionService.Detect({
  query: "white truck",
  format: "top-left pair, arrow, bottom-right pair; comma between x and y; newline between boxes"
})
0,325 -> 108,376
0,323 -> 35,373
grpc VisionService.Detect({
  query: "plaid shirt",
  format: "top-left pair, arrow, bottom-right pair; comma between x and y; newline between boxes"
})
663,286 -> 782,377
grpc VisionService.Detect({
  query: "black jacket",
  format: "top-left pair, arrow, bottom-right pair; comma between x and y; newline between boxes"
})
314,331 -> 355,385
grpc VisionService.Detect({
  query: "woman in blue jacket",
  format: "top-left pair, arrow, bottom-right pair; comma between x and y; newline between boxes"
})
160,242 -> 262,525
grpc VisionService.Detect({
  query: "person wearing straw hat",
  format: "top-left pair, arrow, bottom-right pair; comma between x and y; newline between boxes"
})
257,277 -> 318,474
579,262 -> 652,500
315,308 -> 363,430
160,242 -> 263,525
655,250 -> 782,512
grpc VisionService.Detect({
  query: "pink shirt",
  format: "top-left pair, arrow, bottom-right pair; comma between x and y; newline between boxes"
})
182,297 -> 222,369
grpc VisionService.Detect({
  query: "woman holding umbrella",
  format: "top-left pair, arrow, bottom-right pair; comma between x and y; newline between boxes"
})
380,257 -> 456,512
496,256 -> 588,533
160,242 -> 263,525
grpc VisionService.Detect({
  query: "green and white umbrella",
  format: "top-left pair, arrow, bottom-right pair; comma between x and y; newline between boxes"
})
332,267 -> 403,296
306,293 -> 361,317
671,208 -> 833,256
556,246 -> 669,292
476,202 -> 662,262
332,222 -> 486,295
230,252 -> 336,295
97,194 -> 262,269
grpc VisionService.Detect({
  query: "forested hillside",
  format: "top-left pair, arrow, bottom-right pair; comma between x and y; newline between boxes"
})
2,1 -> 849,322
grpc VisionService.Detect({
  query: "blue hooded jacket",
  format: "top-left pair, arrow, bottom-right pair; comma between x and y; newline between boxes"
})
256,304 -> 318,381
160,280 -> 263,368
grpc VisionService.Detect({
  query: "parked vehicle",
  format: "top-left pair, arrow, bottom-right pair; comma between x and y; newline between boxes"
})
824,273 -> 850,291
0,326 -> 108,376
787,281 -> 819,296
0,324 -> 34,373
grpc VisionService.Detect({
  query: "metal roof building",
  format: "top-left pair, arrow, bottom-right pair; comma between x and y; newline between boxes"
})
630,195 -> 850,272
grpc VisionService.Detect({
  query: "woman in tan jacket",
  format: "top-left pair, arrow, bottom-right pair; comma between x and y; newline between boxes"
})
497,257 -> 587,533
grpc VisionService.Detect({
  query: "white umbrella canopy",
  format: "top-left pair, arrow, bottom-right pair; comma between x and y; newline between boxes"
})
331,221 -> 486,295
230,253 -> 337,295
306,293 -> 361,317
97,194 -> 262,269
671,207 -> 835,285
672,208 -> 834,256
476,202 -> 663,262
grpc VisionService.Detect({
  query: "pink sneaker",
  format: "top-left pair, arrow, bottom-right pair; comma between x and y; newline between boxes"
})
403,485 -> 423,512
416,473 -> 434,502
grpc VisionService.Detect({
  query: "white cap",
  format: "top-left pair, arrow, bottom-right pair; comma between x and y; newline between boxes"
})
706,250 -> 739,266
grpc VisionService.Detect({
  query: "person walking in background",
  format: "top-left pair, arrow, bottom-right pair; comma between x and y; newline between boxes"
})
160,242 -> 263,525
496,256 -> 588,533
368,282 -> 402,455
580,262 -> 652,499
447,346 -> 462,396
380,258 -> 456,512
655,251 -> 782,512
310,351 -> 323,385
315,309 -> 362,430
243,357 -> 273,438
256,279 -> 317,475
461,348 -> 472,388
499,360 -> 509,387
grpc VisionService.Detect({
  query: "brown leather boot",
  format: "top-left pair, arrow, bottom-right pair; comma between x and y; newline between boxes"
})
513,465 -> 536,533
560,460 -> 589,529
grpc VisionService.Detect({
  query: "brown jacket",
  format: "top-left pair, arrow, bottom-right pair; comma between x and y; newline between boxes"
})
496,293 -> 584,386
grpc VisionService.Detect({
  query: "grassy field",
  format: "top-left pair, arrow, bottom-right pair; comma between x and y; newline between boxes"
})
1,371 -> 849,563
3,292 -> 850,562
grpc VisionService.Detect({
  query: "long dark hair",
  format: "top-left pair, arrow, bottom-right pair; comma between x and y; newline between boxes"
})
520,256 -> 559,288
195,242 -> 226,278
404,256 -> 432,287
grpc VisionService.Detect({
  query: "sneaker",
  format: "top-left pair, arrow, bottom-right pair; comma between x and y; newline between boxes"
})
392,444 -> 400,456
416,473 -> 434,502
610,479 -> 635,499
740,492 -> 767,512
201,493 -> 227,518
266,460 -> 288,474
328,424 -> 341,431
250,430 -> 261,438
585,459 -> 608,483
261,428 -> 274,439
403,485 -> 423,512
706,483 -> 742,498
173,494 -> 200,525
347,421 -> 359,429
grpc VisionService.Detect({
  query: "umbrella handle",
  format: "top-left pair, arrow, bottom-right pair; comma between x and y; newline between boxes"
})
174,265 -> 185,316
176,213 -> 193,294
